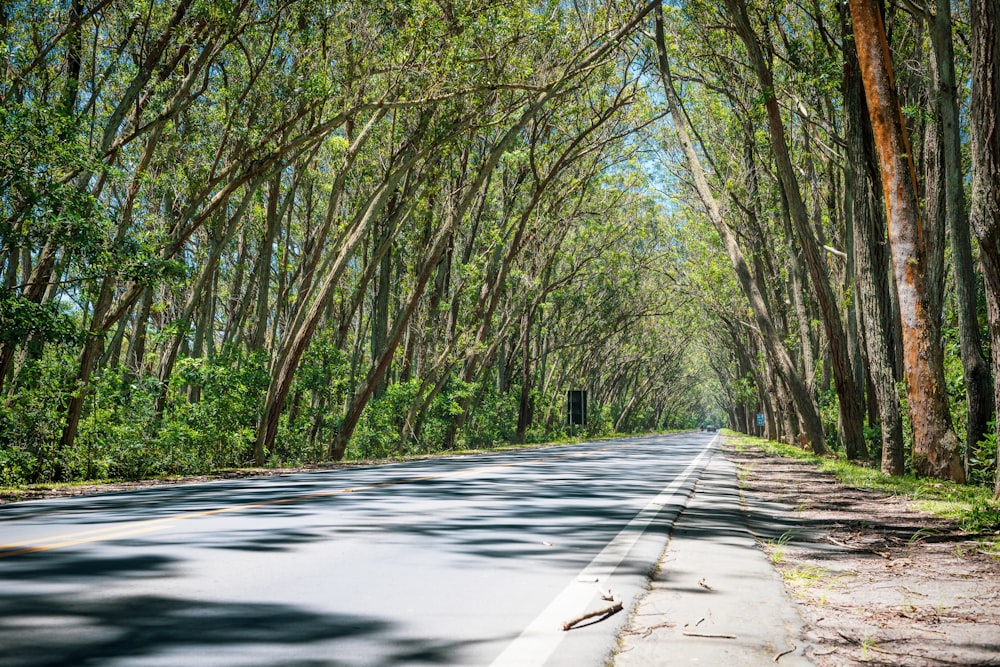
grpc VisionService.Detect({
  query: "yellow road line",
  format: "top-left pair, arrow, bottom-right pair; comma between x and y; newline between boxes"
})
0,443 -> 625,559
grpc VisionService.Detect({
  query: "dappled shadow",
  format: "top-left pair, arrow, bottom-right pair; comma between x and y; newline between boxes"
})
721,445 -> 1000,666
0,545 -> 519,666
0,434 -> 710,665
732,449 -> 969,560
1,438 -> 706,566
0,590 -> 386,666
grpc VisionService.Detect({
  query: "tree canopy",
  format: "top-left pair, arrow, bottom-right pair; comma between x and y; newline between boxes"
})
1,0 -> 998,497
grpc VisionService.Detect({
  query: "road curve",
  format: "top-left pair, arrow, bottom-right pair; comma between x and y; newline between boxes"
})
1,432 -> 718,666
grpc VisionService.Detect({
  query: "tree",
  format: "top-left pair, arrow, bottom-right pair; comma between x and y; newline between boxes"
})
841,5 -> 905,474
848,0 -> 965,481
724,0 -> 867,460
967,0 -> 1000,496
653,3 -> 828,454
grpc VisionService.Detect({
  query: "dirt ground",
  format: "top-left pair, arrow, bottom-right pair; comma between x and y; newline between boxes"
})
726,442 -> 1000,666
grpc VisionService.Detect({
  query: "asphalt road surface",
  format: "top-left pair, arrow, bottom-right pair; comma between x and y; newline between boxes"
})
1,432 -> 718,666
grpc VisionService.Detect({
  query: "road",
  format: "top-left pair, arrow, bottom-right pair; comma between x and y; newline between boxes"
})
1,432 -> 717,666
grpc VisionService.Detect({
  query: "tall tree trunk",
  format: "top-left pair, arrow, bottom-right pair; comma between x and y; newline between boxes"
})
329,219 -> 454,460
515,309 -> 533,442
255,163 -> 410,465
967,0 -> 1000,497
929,0 -> 995,461
781,194 -> 818,392
726,0 -> 866,460
654,10 -> 828,454
849,0 -> 965,481
842,5 -> 906,474
370,220 -> 393,401
250,173 -> 282,351
58,278 -> 114,467
125,286 -> 154,379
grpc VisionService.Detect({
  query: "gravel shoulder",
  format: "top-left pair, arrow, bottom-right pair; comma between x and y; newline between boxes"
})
727,439 -> 1000,666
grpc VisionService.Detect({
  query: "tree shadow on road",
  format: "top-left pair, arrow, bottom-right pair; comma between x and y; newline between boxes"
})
0,438 -> 704,665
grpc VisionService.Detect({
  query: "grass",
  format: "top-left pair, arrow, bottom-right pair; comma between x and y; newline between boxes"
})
782,563 -> 829,586
861,631 -> 879,661
767,529 -> 797,564
725,430 -> 1000,539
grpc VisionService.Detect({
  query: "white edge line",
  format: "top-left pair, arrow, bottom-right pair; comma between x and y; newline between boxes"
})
490,436 -> 717,667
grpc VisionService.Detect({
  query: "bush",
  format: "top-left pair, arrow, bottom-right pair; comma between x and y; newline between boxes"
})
0,350 -> 78,483
970,425 -> 998,487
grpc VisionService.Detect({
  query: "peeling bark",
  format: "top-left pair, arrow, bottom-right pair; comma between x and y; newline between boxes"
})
849,0 -> 965,481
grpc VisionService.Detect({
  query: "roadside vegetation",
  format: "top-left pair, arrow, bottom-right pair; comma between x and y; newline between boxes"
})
726,431 -> 1000,543
3,0 -> 1000,500
1,1 -> 716,486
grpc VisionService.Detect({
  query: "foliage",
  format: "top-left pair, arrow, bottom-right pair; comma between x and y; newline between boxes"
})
4,0 -> 996,502
970,425 -> 998,487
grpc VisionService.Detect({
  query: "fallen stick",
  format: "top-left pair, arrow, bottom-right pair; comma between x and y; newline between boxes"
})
621,621 -> 676,638
681,625 -> 736,639
561,601 -> 623,631
773,643 -> 796,662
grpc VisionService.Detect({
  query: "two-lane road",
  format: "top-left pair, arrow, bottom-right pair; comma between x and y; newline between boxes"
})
1,432 -> 717,666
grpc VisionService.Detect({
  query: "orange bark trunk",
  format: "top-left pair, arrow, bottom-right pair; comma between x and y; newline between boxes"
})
848,0 -> 965,481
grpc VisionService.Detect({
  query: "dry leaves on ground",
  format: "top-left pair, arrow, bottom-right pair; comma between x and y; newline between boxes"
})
727,443 -> 1000,667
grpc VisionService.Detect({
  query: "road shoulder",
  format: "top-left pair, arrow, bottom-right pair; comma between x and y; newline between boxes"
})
613,449 -> 812,666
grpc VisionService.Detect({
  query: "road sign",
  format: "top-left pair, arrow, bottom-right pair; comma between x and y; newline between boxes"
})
567,390 -> 587,426
756,413 -> 765,427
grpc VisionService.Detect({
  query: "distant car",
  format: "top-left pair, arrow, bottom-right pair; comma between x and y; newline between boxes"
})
705,424 -> 717,432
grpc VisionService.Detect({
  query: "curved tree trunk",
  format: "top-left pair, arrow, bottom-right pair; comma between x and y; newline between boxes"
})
328,208 -> 459,459
654,12 -> 827,454
725,0 -> 866,460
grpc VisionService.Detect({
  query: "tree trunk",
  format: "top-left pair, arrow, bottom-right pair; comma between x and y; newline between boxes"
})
250,173 -> 282,351
370,219 -> 393,401
328,218 -> 454,460
967,0 -> 1000,497
849,0 -> 965,481
255,164 -> 409,465
515,310 -> 533,442
929,0 -> 995,462
842,6 -> 906,474
125,286 -> 153,379
654,10 -> 828,454
726,0 -> 866,460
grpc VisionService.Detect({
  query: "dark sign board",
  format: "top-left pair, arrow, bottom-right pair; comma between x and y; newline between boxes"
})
567,390 -> 587,426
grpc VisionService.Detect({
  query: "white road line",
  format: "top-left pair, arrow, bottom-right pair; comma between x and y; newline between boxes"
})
490,435 -> 717,667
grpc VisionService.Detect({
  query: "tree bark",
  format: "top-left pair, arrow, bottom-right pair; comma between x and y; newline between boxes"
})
370,217 -> 394,401
929,0 -> 995,462
842,5 -> 905,474
255,156 -> 413,465
849,0 -> 965,481
967,0 -> 1000,497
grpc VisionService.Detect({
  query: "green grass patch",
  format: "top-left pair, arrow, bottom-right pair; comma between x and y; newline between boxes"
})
782,564 -> 830,586
726,430 -> 821,462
